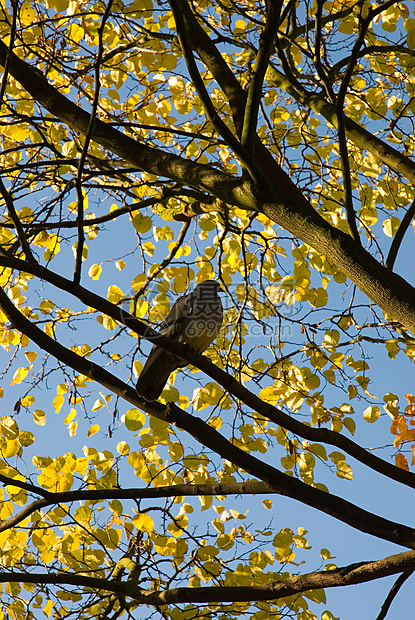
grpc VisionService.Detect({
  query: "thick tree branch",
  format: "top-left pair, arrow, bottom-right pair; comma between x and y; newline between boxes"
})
1,550 -> 415,604
0,39 -> 240,199
2,42 -> 415,336
1,255 -> 415,494
0,478 -> 278,532
0,283 -> 415,547
164,401 -> 415,548
168,0 -> 263,183
266,62 -> 415,184
172,0 -> 311,202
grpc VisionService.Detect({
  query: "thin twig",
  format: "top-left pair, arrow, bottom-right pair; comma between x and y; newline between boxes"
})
375,571 -> 413,620
73,0 -> 114,286
336,112 -> 360,243
336,3 -> 372,107
314,0 -> 361,244
0,0 -> 17,109
241,0 -> 280,155
385,196 -> 415,270
0,177 -> 35,263
133,218 -> 191,299
168,0 -> 264,183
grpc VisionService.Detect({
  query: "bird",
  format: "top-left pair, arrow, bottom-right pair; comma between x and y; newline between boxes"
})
136,279 -> 223,401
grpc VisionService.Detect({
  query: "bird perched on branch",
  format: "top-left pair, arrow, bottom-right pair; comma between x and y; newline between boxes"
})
136,279 -> 223,401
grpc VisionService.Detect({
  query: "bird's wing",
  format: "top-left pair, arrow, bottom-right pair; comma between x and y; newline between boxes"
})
135,292 -> 191,400
155,292 -> 191,337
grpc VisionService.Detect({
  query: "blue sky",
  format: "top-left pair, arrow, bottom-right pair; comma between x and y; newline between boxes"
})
1,2 -> 415,618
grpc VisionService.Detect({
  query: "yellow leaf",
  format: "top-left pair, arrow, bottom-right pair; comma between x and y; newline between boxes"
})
92,399 -> 105,412
329,452 -> 353,480
1,438 -> 20,458
192,383 -> 228,410
133,513 -> 154,532
363,405 -> 380,423
67,421 -> 77,437
132,214 -> 152,233
40,300 -> 55,315
309,287 -> 328,308
384,392 -> 399,419
117,441 -> 130,455
44,233 -> 60,260
395,453 -> 409,471
406,17 -> 415,49
74,505 -> 93,525
53,394 -> 64,414
168,442 -> 183,461
19,430 -> 34,447
46,0 -> 69,10
199,215 -> 217,231
97,315 -> 116,330
88,264 -> 102,280
304,588 -> 326,604
33,409 -> 46,426
72,241 -> 88,261
24,351 -> 37,362
382,217 -> 400,237
20,2 -> 36,25
10,366 -> 30,385
43,600 -> 54,617
107,285 -> 124,303
123,408 -> 145,431
154,226 -> 174,241
68,23 -> 85,43
199,495 -> 212,511
87,424 -> 100,437
64,409 -> 76,424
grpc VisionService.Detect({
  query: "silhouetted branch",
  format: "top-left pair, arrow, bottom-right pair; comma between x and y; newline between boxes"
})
386,197 -> 415,271
375,570 -> 413,620
1,255 -> 415,493
74,0 -> 115,285
0,282 -> 415,546
0,478 -> 278,532
1,550 -> 415,605
241,0 -> 280,155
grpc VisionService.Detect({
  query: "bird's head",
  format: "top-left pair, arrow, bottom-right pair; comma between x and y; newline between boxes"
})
194,279 -> 223,298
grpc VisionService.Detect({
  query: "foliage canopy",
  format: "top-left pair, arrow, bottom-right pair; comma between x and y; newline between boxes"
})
0,0 -> 415,618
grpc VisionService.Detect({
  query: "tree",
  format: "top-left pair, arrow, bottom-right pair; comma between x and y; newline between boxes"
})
0,0 -> 415,617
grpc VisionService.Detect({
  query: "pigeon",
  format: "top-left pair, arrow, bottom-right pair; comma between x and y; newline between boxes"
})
136,279 -> 223,401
